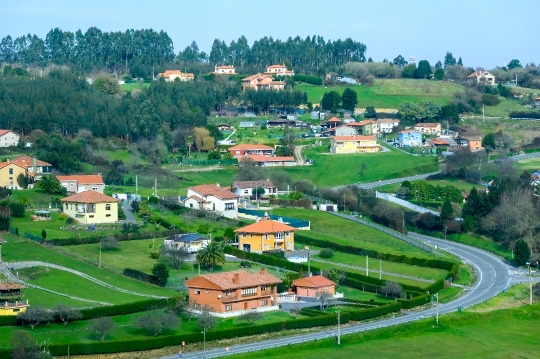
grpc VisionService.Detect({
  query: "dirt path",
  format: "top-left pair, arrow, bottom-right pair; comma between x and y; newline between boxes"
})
172,165 -> 223,173
294,145 -> 307,165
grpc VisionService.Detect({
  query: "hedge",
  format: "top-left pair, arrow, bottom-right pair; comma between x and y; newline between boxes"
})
123,268 -> 160,286
398,294 -> 430,309
344,302 -> 402,321
292,74 -> 323,85
42,313 -> 346,357
48,228 -> 185,246
295,233 -> 457,270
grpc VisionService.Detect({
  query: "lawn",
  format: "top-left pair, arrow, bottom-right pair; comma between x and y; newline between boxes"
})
515,156 -> 540,171
11,188 -> 63,209
375,178 -> 480,193
338,286 -> 392,302
297,79 -> 464,108
1,234 -> 177,298
446,233 -> 512,260
229,304 -> 540,359
120,82 -> 150,92
23,287 -> 94,308
452,265 -> 473,287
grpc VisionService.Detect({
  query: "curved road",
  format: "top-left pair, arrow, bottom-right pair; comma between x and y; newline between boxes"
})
159,232 -> 510,359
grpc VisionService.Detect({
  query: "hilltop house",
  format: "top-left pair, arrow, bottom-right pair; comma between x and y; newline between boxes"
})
265,64 -> 294,76
60,191 -> 118,224
0,130 -> 20,148
157,70 -> 194,82
185,269 -> 282,315
414,123 -> 442,135
292,276 -> 335,298
235,213 -> 296,252
184,183 -> 239,219
57,175 -> 105,194
233,180 -> 278,197
398,130 -> 422,147
467,70 -> 495,85
163,233 -> 210,253
213,65 -> 236,75
330,135 -> 380,153
242,74 -> 285,91
228,144 -> 274,158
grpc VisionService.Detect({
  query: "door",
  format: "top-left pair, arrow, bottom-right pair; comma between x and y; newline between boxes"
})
244,302 -> 248,310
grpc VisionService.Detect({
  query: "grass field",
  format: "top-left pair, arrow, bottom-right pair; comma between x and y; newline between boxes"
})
297,79 -> 464,108
23,287 -> 93,308
120,82 -> 150,92
515,156 -> 540,171
229,303 -> 540,359
447,233 -> 512,260
375,178 -> 479,194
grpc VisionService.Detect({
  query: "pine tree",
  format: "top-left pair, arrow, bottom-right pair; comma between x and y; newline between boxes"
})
514,239 -> 530,266
440,200 -> 454,221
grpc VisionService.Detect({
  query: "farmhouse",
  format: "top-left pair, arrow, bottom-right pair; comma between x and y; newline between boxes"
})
184,183 -> 239,219
414,123 -> 442,135
60,191 -> 118,224
0,130 -> 20,147
398,130 -> 422,147
228,144 -> 274,157
10,156 -> 52,180
233,180 -> 278,197
292,275 -> 335,298
242,74 -> 285,91
239,155 -> 295,167
163,233 -> 210,253
157,70 -> 194,82
330,135 -> 380,153
354,120 -> 378,135
213,65 -> 236,75
465,136 -> 484,152
467,70 -> 495,85
235,214 -> 296,252
57,175 -> 105,194
264,64 -> 294,76
185,269 -> 282,315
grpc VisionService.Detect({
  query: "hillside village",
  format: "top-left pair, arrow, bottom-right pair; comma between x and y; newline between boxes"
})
0,22 -> 539,359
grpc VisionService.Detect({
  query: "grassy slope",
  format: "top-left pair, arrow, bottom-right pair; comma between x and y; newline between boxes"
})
375,178 -> 479,194
297,79 -> 464,108
120,82 -> 150,92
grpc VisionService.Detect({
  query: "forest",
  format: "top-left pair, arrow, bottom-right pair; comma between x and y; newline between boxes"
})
0,28 -> 366,76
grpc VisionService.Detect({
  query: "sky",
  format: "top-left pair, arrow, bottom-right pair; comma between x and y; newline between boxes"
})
0,0 -> 536,69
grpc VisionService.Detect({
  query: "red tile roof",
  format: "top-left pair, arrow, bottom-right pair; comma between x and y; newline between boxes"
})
235,217 -> 296,234
345,122 -> 363,127
216,65 -> 235,69
57,175 -> 104,184
415,123 -> 440,128
238,154 -> 294,163
267,64 -> 287,69
0,282 -> 25,290
431,138 -> 450,145
185,270 -> 282,290
186,195 -> 204,203
327,117 -> 341,122
228,144 -> 273,151
0,130 -> 12,137
11,156 -> 51,168
234,180 -> 276,189
0,161 -> 26,170
188,184 -> 239,200
467,70 -> 492,78
60,190 -> 118,204
377,118 -> 399,124
357,120 -> 377,126
292,275 -> 335,288
332,135 -> 377,141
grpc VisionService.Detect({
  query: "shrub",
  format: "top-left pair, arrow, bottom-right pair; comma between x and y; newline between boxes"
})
8,202 -> 25,218
123,268 -> 160,286
319,248 -> 334,259
150,251 -> 160,259
152,263 -> 169,287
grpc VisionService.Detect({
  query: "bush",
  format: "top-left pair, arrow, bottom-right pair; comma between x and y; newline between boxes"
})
509,111 -> 540,119
292,74 -> 323,85
8,202 -> 25,218
319,248 -> 334,259
152,263 -> 169,287
123,268 -> 160,286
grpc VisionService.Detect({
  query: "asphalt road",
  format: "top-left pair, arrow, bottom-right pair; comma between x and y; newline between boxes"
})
158,231 -> 511,359
332,171 -> 441,190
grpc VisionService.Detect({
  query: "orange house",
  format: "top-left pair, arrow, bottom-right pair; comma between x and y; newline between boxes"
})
235,214 -> 296,252
466,136 -> 484,152
242,73 -> 285,91
185,269 -> 282,314
292,276 -> 335,298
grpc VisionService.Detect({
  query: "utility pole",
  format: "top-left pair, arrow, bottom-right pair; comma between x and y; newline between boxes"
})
482,104 -> 485,123
336,310 -> 341,345
366,255 -> 369,276
527,262 -> 532,305
379,259 -> 382,280
99,241 -> 102,268
135,175 -> 138,195
434,293 -> 439,324
306,246 -> 311,275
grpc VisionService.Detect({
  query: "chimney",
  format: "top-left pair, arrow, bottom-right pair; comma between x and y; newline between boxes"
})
260,268 -> 267,275
233,273 -> 240,284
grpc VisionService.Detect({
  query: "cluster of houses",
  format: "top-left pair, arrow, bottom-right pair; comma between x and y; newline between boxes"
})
396,122 -> 484,152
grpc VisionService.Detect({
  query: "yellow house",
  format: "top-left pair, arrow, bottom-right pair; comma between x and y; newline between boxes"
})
0,282 -> 28,316
60,190 -> 118,224
0,161 -> 28,189
330,135 -> 380,153
235,214 -> 296,253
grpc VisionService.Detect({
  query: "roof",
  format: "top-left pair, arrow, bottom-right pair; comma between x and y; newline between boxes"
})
242,73 -> 273,82
400,130 -> 421,134
0,130 -> 13,137
186,195 -> 204,203
11,156 -> 51,168
332,135 -> 377,141
216,65 -> 235,69
267,64 -> 287,68
377,118 -> 400,124
234,180 -> 276,189
165,233 -> 207,243
465,136 -> 482,141
292,275 -> 335,288
327,117 -> 341,122
415,123 -> 440,128
357,120 -> 377,126
57,175 -> 104,184
238,154 -> 294,163
0,161 -> 26,170
270,81 -> 286,85
188,184 -> 239,200
228,144 -> 273,151
467,70 -> 493,78
60,190 -> 118,204
431,138 -> 451,145
0,282 -> 25,290
534,97 -> 540,100
185,270 -> 282,290
235,217 -> 296,234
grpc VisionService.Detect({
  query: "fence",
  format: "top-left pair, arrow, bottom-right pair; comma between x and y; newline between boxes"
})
237,208 -> 310,229
8,227 -> 17,235
25,232 -> 44,243
328,212 -> 438,254
180,159 -> 238,166
375,191 -> 440,216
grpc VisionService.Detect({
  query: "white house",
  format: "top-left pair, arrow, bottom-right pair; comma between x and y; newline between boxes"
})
213,65 -> 236,75
414,123 -> 442,135
264,64 -> 294,76
184,183 -> 240,219
163,233 -> 210,253
0,130 -> 20,147
334,125 -> 358,136
57,175 -> 105,194
467,70 -> 495,85
233,180 -> 278,197
376,119 -> 400,133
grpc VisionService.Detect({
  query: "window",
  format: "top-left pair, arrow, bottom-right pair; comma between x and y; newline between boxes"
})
225,305 -> 232,311
189,204 -> 193,208
285,232 -> 290,238
194,290 -> 201,295
194,303 -> 200,309
225,202 -> 235,210
225,290 -> 231,296
12,308 -> 20,312
70,183 -> 74,187
89,215 -> 94,218
92,187 -> 98,191
261,285 -> 267,291
65,204 -> 68,210
105,204 -> 111,210
266,234 -> 269,240
241,288 -> 257,297
266,244 -> 270,249
250,234 -> 253,238
106,214 -> 111,217
242,233 -> 245,238
260,299 -> 267,306
8,168 -> 13,174
286,242 -> 291,248
243,190 -> 249,194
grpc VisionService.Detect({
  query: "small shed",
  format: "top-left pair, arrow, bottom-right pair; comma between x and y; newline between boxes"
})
33,210 -> 51,221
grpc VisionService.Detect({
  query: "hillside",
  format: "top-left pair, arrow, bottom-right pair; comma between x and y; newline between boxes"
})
297,79 -> 465,109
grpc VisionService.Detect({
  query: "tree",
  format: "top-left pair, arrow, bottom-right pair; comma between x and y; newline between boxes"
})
94,76 -> 120,95
443,52 -> 456,69
18,307 -> 52,329
131,200 -> 140,213
364,106 -> 377,119
196,241 -> 225,271
237,157 -> 267,181
321,91 -> 341,113
440,201 -> 454,221
9,331 -> 52,359
185,135 -> 193,158
434,67 -> 445,80
193,127 -> 215,152
457,57 -> 463,66
401,63 -> 417,78
317,290 -> 334,311
16,173 -> 28,189
319,248 -> 334,258
8,202 -> 25,218
276,125 -> 295,157
169,297 -> 198,323
197,309 -> 217,346
393,55 -> 407,67
341,88 -> 358,111
207,151 -> 221,160
53,306 -> 82,326
482,133 -> 496,150
152,263 -> 169,286
34,175 -> 62,194
238,311 -> 263,325
89,317 -> 115,341
162,246 -> 190,270
252,187 -> 265,198
381,281 -> 403,297
101,236 -> 120,251
507,59 -> 522,70
41,229 -> 47,240
136,311 -> 180,336
417,60 -> 432,79
514,239 -> 531,266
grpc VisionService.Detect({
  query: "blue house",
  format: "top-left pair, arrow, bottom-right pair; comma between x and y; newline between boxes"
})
398,130 -> 422,147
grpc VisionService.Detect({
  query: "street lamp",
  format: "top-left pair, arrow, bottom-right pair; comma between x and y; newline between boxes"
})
526,262 -> 532,305
334,310 -> 341,345
305,246 -> 310,275
443,225 -> 448,241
